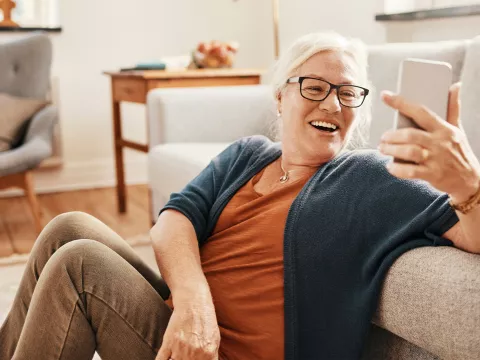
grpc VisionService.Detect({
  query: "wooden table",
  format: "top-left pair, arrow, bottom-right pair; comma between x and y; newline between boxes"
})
103,68 -> 263,214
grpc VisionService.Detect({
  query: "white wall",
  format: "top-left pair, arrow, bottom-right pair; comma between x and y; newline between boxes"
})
379,0 -> 480,42
0,0 -> 274,195
384,16 -> 480,43
3,0 -> 478,197
279,0 -> 386,50
48,0 -> 274,188
1,0 -> 387,196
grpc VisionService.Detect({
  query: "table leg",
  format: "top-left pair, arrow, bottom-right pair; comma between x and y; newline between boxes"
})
148,187 -> 155,226
112,100 -> 126,213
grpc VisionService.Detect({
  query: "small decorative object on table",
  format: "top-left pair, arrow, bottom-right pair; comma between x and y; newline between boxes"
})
0,0 -> 19,27
120,62 -> 166,72
189,40 -> 239,69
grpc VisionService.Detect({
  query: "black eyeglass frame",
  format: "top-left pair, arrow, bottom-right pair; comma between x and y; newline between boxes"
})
286,76 -> 370,108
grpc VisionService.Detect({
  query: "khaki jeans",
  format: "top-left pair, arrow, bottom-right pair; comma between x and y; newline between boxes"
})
0,211 -> 172,360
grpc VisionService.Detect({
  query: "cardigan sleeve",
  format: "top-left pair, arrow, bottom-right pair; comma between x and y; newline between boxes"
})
158,136 -> 252,243
348,150 -> 459,248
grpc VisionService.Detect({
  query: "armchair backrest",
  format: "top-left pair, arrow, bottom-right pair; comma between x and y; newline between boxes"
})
0,32 -> 52,100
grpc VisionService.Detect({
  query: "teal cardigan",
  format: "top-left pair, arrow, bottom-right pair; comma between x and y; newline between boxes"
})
159,135 -> 458,359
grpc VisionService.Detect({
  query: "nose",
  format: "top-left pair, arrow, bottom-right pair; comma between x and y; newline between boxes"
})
319,89 -> 341,113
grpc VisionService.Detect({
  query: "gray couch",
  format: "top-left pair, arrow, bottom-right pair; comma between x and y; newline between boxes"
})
147,37 -> 480,359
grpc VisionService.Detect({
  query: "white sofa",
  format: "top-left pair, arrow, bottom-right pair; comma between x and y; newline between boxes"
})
147,37 -> 480,359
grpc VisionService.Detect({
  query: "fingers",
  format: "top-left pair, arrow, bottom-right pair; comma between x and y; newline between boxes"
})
156,345 -> 172,360
386,162 -> 431,180
379,143 -> 429,164
381,91 -> 444,132
381,127 -> 433,147
447,82 -> 462,128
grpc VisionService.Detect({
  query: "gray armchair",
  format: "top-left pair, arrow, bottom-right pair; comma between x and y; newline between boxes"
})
0,33 -> 58,233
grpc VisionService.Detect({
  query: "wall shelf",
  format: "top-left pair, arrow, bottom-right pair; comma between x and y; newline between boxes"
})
0,26 -> 62,32
376,4 -> 480,22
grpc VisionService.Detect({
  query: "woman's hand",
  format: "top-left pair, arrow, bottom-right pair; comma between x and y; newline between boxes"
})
156,290 -> 221,360
378,83 -> 480,204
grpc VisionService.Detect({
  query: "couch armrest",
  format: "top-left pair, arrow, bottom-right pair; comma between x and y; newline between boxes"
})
373,246 -> 480,360
147,85 -> 276,147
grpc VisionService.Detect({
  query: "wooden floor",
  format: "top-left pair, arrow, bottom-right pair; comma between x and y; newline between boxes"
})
0,185 -> 151,258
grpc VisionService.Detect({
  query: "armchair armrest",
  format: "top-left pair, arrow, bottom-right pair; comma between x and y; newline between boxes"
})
0,105 -> 58,176
147,85 -> 276,147
24,105 -> 58,145
373,246 -> 480,360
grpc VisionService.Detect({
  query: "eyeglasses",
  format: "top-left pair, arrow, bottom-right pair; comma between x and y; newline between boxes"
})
286,76 -> 370,108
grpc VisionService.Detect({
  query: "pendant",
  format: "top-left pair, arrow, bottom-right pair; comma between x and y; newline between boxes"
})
280,173 -> 289,183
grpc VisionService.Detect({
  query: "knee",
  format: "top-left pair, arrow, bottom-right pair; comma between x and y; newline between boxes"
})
48,211 -> 93,232
48,238 -> 95,263
40,239 -> 107,287
54,238 -> 105,261
34,211 -> 98,251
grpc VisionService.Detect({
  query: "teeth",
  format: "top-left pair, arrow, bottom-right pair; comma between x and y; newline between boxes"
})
310,121 -> 338,130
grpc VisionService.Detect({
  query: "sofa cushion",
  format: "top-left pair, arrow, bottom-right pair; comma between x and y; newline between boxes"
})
367,40 -> 469,148
0,93 -> 48,151
148,142 -> 232,202
459,35 -> 480,160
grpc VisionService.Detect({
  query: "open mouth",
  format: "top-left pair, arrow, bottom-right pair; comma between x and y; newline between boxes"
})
309,121 -> 339,133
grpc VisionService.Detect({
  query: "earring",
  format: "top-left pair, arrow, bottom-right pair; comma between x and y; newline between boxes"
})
277,110 -> 281,117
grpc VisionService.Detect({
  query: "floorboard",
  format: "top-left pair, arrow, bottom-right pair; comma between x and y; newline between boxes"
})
0,185 -> 151,257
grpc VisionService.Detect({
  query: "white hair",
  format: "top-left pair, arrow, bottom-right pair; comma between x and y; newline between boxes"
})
270,31 -> 373,150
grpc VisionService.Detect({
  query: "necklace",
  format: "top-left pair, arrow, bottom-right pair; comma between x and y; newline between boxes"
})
279,159 -> 319,183
279,161 -> 298,183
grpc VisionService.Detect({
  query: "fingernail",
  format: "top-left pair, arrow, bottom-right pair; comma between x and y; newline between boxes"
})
381,90 -> 394,100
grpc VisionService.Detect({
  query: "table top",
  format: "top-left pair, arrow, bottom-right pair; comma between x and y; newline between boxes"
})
103,68 -> 264,80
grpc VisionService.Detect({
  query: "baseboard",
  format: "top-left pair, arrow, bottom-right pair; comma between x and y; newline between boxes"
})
0,156 -> 148,198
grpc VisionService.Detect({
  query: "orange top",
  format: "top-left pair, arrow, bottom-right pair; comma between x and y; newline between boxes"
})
165,165 -> 309,360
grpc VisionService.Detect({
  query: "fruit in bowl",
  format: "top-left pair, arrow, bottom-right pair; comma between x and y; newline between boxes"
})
190,40 -> 239,69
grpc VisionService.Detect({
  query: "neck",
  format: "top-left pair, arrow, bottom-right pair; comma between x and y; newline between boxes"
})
278,157 -> 319,183
279,156 -> 322,174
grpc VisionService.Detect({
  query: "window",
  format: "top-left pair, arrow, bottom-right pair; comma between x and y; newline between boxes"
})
12,0 -> 59,27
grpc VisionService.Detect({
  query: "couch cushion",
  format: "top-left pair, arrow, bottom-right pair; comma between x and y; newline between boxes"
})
0,93 -> 48,151
148,142 -> 232,200
367,40 -> 469,148
459,35 -> 480,160
361,325 -> 439,360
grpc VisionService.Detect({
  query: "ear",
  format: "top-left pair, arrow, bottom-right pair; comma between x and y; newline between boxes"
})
276,91 -> 282,115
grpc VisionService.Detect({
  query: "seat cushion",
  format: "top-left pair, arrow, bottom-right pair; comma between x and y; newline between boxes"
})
148,142 -> 232,217
0,93 -> 48,151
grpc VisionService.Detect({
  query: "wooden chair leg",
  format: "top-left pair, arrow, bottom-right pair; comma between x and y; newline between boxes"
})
23,171 -> 43,233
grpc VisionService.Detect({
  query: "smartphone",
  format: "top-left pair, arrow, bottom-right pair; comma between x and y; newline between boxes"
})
393,58 -> 452,163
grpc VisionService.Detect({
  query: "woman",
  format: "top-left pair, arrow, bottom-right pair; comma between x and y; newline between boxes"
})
1,32 -> 479,360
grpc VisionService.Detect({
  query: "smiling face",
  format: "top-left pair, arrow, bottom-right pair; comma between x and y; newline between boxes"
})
278,50 -> 363,165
